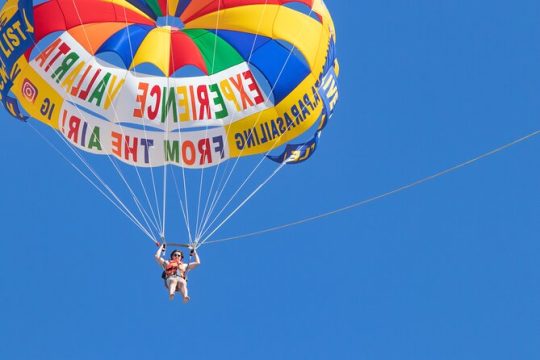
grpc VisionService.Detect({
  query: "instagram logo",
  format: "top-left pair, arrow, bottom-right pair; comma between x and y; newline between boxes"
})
22,79 -> 38,103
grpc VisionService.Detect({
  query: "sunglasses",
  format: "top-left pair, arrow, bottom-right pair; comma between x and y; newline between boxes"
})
172,253 -> 183,258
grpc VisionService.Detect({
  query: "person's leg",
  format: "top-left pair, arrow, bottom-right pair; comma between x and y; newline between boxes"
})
177,278 -> 190,303
167,278 -> 178,300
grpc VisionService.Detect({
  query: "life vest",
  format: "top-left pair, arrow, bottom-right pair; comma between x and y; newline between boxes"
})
164,259 -> 185,279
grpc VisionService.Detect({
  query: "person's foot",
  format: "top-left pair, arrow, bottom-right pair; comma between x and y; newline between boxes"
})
183,296 -> 190,304
169,293 -> 175,301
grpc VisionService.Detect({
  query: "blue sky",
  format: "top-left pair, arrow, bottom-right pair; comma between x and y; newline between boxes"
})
1,1 -> 540,359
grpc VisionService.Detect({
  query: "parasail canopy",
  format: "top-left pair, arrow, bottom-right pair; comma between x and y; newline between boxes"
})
0,0 -> 339,245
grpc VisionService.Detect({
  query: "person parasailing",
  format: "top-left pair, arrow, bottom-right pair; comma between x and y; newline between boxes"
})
154,243 -> 200,303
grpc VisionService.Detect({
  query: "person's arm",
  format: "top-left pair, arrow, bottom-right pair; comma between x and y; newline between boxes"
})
154,244 -> 166,267
187,248 -> 201,270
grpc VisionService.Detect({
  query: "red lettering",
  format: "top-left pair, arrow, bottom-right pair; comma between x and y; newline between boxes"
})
71,64 -> 92,96
198,138 -> 211,165
189,85 -> 197,120
243,71 -> 264,105
45,43 -> 71,72
197,85 -> 210,120
182,141 -> 196,166
147,85 -> 161,120
111,131 -> 122,157
133,82 -> 149,118
230,74 -> 254,109
67,115 -> 81,143
35,39 -> 61,69
78,68 -> 102,100
61,110 -> 67,133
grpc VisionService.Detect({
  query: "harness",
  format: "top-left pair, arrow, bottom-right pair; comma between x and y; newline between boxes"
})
158,241 -> 194,283
162,259 -> 186,280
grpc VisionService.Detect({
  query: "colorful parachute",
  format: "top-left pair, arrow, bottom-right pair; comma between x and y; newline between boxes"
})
0,0 -> 339,242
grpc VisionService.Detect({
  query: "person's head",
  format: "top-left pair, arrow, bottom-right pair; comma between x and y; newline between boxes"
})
170,250 -> 184,261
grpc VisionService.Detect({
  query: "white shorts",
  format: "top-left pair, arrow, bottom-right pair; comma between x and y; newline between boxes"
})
165,276 -> 185,290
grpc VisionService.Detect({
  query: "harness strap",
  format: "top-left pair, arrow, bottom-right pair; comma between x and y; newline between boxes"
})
159,242 -> 193,284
